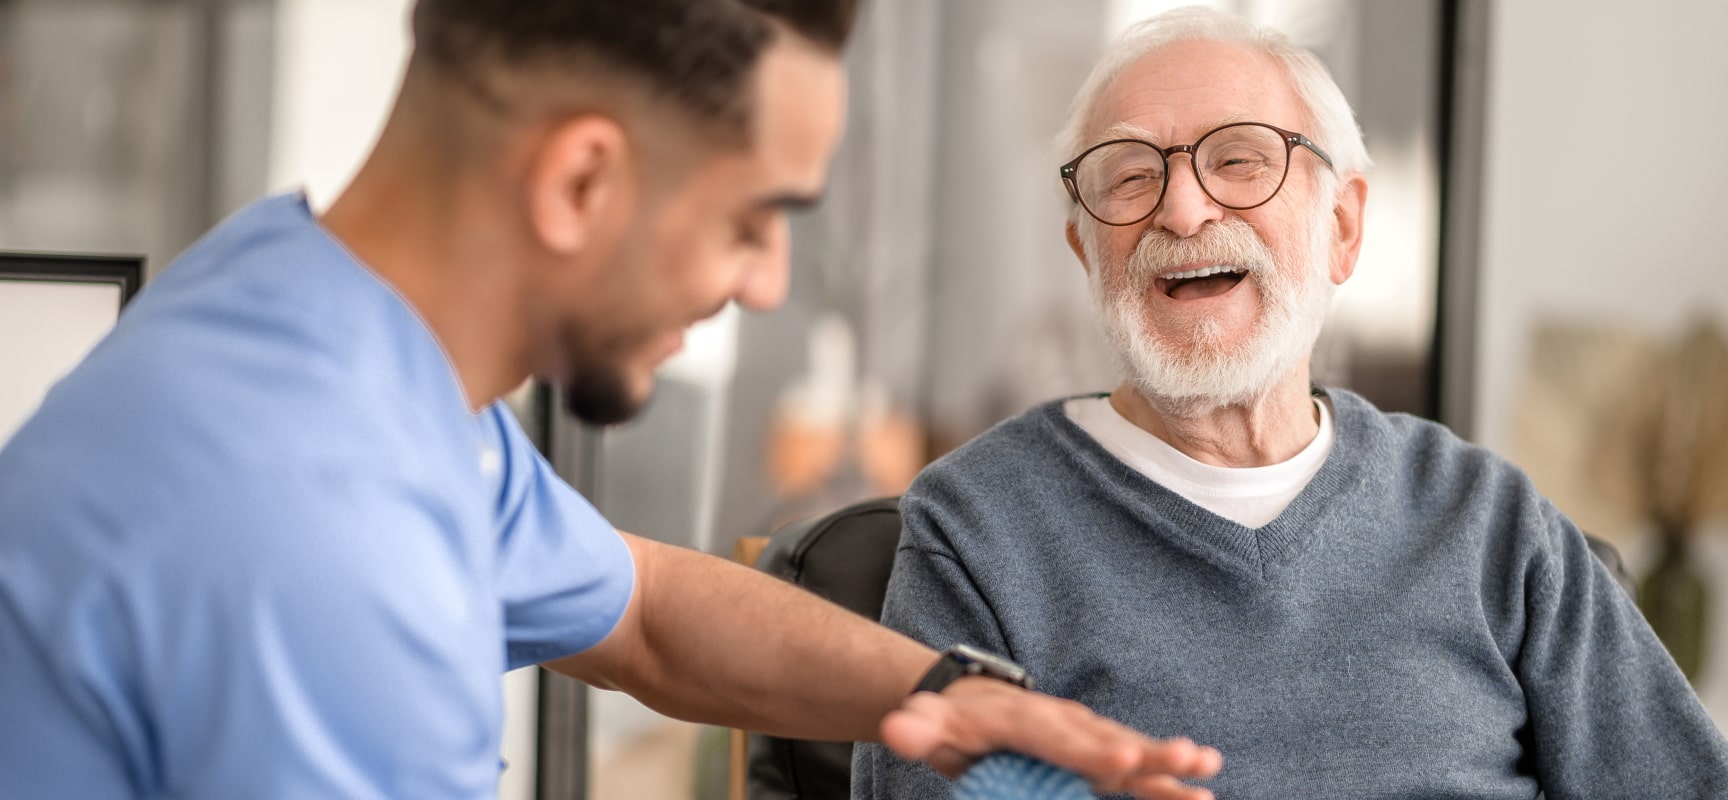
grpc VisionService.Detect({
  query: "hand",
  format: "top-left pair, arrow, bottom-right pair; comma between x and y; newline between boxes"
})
880,677 -> 1223,800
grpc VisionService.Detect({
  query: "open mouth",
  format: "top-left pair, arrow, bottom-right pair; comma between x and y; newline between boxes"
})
1155,265 -> 1248,301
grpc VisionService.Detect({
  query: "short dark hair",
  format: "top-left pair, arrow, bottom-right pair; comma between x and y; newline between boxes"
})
411,0 -> 859,141
736,0 -> 859,51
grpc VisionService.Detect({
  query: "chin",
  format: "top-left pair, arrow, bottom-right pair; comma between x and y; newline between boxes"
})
562,365 -> 653,426
1107,300 -> 1304,411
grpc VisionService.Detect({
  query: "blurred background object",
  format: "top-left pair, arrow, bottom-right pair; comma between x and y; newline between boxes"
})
0,0 -> 273,275
4,0 -> 1727,798
0,252 -> 141,446
1516,320 -> 1728,681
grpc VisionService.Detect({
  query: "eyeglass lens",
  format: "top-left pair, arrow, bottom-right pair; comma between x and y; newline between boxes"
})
1072,124 -> 1291,225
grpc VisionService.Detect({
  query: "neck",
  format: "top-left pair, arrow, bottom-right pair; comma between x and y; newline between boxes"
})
318,108 -> 535,412
1109,366 -> 1320,468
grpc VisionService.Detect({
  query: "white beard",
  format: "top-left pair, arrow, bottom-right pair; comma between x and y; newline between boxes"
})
1086,202 -> 1337,414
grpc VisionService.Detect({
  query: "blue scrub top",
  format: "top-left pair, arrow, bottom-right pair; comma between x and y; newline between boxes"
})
0,193 -> 636,798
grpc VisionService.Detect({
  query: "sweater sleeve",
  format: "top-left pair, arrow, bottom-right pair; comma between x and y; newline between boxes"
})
851,493 -> 1012,799
1517,505 -> 1728,798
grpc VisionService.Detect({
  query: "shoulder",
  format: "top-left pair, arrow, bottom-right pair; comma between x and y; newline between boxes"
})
915,399 -> 1093,489
899,399 -> 1108,544
119,195 -> 458,408
40,194 -> 466,469
1323,386 -> 1573,577
1,194 -> 482,581
1324,387 -> 1540,510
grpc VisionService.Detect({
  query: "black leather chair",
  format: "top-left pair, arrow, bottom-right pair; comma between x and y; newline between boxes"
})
1585,535 -> 1638,597
741,496 -> 1638,799
746,497 -> 903,800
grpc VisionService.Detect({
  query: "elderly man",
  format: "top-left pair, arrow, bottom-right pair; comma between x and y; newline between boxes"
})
854,6 -> 1728,798
0,2 -> 1227,798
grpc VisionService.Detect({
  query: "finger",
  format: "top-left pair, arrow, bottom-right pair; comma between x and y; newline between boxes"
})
989,695 -> 1217,782
1066,729 -> 1220,783
1130,736 -> 1223,779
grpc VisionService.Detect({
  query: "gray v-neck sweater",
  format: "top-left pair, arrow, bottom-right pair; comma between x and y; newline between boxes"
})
853,389 -> 1727,799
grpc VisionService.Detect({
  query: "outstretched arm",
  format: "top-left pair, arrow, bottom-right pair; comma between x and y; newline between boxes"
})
546,532 -> 1222,799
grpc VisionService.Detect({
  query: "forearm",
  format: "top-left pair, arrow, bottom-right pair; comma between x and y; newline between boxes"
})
547,532 -> 937,741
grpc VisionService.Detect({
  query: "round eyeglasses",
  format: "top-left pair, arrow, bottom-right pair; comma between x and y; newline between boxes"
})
1059,122 -> 1335,227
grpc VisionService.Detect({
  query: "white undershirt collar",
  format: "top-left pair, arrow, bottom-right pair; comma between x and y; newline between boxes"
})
1063,393 -> 1335,528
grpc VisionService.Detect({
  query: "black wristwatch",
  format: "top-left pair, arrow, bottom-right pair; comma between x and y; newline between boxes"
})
913,644 -> 1034,694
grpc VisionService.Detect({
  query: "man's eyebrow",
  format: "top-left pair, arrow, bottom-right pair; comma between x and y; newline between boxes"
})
1093,122 -> 1154,145
754,191 -> 823,212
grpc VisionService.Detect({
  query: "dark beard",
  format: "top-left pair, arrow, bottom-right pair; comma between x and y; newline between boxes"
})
562,367 -> 645,426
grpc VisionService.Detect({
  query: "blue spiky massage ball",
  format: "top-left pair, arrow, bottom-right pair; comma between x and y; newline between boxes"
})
953,753 -> 1095,800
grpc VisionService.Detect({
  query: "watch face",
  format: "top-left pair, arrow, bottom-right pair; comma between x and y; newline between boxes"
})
952,644 -> 1032,688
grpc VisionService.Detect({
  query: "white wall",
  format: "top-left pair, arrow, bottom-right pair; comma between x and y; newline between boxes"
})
269,0 -> 411,208
1476,0 -> 1728,721
1477,0 -> 1728,450
0,281 -> 121,446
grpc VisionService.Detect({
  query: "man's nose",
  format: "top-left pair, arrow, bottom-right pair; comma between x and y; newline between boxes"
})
1148,157 -> 1224,238
736,217 -> 791,313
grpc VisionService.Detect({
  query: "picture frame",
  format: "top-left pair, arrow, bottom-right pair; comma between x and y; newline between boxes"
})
0,251 -> 145,447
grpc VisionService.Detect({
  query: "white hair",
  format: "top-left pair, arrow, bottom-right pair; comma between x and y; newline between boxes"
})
1055,5 -> 1370,226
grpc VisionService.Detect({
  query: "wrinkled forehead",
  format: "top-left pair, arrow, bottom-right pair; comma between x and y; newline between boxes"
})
1085,38 -> 1305,147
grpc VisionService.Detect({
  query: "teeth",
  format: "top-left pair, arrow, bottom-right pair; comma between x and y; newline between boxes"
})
1163,265 -> 1248,281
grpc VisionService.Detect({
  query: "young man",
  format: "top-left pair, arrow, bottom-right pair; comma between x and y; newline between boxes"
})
0,2 -> 1221,798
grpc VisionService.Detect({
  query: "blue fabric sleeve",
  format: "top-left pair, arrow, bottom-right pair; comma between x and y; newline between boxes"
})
4,452 -> 516,798
483,405 -> 635,670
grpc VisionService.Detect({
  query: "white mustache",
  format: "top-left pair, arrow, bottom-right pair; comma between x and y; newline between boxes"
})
1122,219 -> 1276,289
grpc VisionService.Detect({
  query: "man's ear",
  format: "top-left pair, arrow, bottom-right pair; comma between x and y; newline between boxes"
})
1065,218 -> 1093,276
1329,173 -> 1368,285
526,115 -> 633,256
